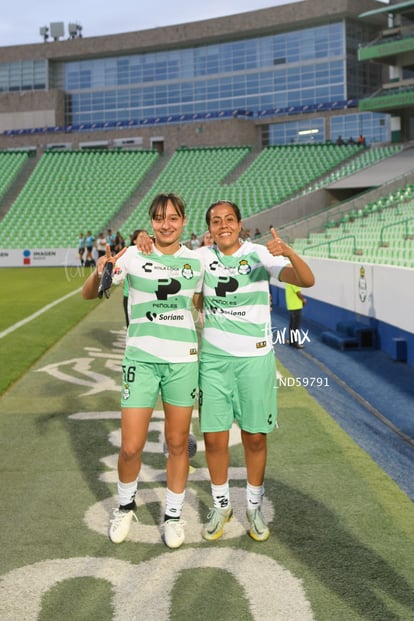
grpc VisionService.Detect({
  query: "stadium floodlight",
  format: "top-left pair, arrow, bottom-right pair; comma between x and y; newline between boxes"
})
50,22 -> 65,41
39,26 -> 49,42
68,22 -> 83,39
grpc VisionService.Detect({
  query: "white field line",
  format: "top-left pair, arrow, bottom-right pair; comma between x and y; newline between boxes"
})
0,287 -> 83,339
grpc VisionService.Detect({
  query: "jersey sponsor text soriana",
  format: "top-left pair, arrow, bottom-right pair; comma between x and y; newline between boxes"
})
113,245 -> 203,363
197,242 -> 289,357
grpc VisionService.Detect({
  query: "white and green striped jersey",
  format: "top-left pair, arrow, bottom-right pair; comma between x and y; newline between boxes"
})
197,241 -> 289,357
113,245 -> 203,363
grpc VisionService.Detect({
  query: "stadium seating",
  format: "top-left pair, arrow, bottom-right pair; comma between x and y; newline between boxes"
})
307,145 -> 402,191
292,184 -> 414,268
0,150 -> 159,249
0,151 -> 30,201
224,144 -> 363,215
120,146 -> 252,239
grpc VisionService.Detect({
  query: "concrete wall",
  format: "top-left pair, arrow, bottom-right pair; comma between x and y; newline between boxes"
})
0,117 -> 260,152
271,256 -> 414,366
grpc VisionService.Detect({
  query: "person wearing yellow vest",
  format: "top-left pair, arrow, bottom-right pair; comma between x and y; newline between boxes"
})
285,283 -> 306,349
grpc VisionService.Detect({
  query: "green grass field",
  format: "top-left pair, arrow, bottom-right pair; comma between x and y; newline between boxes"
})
0,267 -> 100,395
0,268 -> 413,620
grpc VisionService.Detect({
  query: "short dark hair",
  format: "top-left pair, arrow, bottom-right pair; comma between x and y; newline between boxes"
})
148,193 -> 186,220
205,200 -> 241,226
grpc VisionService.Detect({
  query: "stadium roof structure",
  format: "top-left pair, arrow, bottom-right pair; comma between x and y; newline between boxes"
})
359,0 -> 414,19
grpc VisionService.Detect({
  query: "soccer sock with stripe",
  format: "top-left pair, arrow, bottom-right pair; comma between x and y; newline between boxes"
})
211,482 -> 231,510
117,479 -> 138,510
164,488 -> 185,521
246,482 -> 264,510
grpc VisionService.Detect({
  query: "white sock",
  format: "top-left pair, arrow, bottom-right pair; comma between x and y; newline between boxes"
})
117,479 -> 138,508
211,482 -> 230,510
165,488 -> 185,520
246,482 -> 264,510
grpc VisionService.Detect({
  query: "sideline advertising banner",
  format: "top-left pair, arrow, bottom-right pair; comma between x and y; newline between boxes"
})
0,248 -> 79,267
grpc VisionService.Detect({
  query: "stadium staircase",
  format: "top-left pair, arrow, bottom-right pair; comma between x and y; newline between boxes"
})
0,151 -> 38,216
119,146 -> 252,240
0,150 -> 160,249
106,150 -> 174,233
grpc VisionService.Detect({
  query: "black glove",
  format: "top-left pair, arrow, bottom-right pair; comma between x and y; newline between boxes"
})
98,262 -> 113,299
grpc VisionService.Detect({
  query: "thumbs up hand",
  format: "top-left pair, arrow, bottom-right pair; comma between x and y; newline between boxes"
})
266,227 -> 293,258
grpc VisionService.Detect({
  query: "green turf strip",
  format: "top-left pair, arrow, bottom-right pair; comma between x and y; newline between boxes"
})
0,281 -> 413,620
0,267 -> 100,394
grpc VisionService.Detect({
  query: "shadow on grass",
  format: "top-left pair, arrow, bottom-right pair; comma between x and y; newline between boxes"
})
266,479 -> 414,620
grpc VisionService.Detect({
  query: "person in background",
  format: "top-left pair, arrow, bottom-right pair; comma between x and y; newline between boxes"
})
107,228 -> 116,255
198,231 -> 214,248
115,231 -> 126,253
96,232 -> 107,258
358,134 -> 366,147
84,230 -> 96,267
190,232 -> 201,250
82,193 -> 204,550
285,282 -> 307,349
78,232 -> 85,266
122,229 -> 147,329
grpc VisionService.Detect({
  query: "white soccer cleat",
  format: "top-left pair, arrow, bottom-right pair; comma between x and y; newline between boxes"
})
109,506 -> 138,543
163,518 -> 185,549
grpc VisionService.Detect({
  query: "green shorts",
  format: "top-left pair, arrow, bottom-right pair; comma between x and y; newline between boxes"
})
121,356 -> 198,408
199,350 -> 277,434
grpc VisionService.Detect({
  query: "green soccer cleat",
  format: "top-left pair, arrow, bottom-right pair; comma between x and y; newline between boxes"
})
202,505 -> 233,541
246,507 -> 270,542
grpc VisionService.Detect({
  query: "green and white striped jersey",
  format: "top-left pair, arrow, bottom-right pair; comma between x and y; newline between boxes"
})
197,241 -> 289,357
113,245 -> 203,363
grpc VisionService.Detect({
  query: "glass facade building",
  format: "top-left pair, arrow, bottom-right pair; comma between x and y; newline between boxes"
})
0,60 -> 47,92
56,21 -> 381,128
0,14 -> 390,144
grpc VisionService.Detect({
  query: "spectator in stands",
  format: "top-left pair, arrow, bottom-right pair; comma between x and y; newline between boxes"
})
336,135 -> 344,146
348,137 -> 356,145
285,283 -> 307,349
96,232 -> 107,258
358,134 -> 366,147
254,228 -> 261,238
84,230 -> 96,267
78,232 -> 85,266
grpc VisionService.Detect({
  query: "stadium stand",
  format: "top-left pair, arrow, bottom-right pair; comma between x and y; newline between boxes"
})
0,150 -> 159,249
119,146 -> 253,240
118,144 -> 366,240
0,151 -> 30,202
307,144 -> 403,190
292,184 -> 414,268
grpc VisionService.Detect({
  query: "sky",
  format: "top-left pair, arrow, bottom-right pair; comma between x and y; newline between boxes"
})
0,0 -> 388,48
0,0 -> 390,48
0,0 -> 297,47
